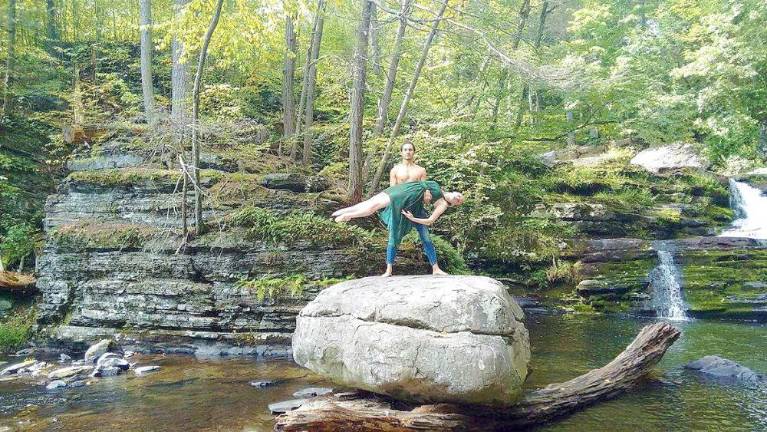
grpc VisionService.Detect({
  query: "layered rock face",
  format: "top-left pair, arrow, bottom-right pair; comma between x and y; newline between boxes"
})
35,145 -> 426,355
292,276 -> 531,406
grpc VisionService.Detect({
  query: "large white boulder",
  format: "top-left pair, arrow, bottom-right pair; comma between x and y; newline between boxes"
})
630,143 -> 708,173
292,275 -> 530,406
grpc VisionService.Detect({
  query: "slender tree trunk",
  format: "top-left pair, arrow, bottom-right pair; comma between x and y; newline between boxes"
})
516,0 -> 550,128
759,120 -> 767,160
281,13 -> 297,155
191,0 -> 225,235
348,0 -> 373,203
292,0 -> 325,160
302,0 -> 326,165
140,0 -> 156,127
46,0 -> 59,42
2,0 -> 17,118
566,109 -> 575,146
372,0 -> 410,137
369,0 -> 449,194
369,3 -> 382,77
172,0 -> 191,144
491,0 -> 529,130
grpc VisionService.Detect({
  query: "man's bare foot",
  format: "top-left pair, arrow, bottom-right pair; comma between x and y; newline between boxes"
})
380,271 -> 392,277
432,268 -> 448,276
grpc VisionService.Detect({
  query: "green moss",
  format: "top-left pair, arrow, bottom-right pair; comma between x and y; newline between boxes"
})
0,308 -> 35,352
68,168 -> 226,187
237,274 -> 353,301
50,222 -> 173,251
228,206 -> 374,248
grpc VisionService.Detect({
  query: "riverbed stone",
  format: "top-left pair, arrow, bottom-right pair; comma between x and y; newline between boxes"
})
48,365 -> 92,380
685,355 -> 764,383
84,339 -> 115,364
96,354 -> 130,371
292,387 -> 333,398
268,399 -> 307,414
45,380 -> 68,390
292,275 -> 530,406
1,360 -> 37,376
134,365 -> 160,375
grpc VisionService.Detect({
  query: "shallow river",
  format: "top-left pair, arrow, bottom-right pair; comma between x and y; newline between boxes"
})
1,314 -> 765,431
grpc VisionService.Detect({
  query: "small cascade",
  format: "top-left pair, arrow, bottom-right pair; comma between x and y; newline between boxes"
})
649,241 -> 688,321
720,179 -> 767,239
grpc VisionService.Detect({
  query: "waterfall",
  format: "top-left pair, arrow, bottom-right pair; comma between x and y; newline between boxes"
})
720,179 -> 767,239
649,241 -> 688,321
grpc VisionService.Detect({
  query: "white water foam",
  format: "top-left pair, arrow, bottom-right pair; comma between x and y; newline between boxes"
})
720,179 -> 767,239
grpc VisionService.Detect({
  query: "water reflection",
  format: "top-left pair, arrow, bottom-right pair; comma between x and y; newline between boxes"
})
0,315 -> 764,431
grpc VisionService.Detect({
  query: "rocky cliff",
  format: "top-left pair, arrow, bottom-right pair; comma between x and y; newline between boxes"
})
34,138 -> 443,356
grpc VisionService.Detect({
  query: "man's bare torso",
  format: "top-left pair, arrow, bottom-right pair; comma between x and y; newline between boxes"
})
390,163 -> 427,185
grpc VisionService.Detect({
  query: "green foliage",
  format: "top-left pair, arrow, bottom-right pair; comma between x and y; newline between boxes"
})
50,222 -> 167,251
237,275 -> 308,301
402,231 -> 469,274
0,223 -> 38,269
0,309 -> 35,352
229,206 -> 374,247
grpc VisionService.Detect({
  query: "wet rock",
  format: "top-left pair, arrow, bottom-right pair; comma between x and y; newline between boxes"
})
268,399 -> 307,414
630,142 -> 708,174
67,154 -> 144,171
743,281 -> 767,290
97,356 -> 130,371
46,380 -> 68,390
685,356 -> 764,383
13,348 -> 35,357
92,366 -> 122,377
48,365 -> 92,380
292,387 -> 333,398
261,173 -> 328,193
293,275 -> 531,406
1,360 -> 37,376
134,365 -> 160,375
250,380 -> 277,388
84,339 -> 115,364
69,379 -> 87,388
58,353 -> 72,363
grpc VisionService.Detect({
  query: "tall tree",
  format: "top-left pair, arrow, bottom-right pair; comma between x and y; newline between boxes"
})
301,0 -> 326,165
1,0 -> 17,118
46,0 -> 59,42
515,0 -> 552,128
362,0 -> 411,181
369,0 -> 450,194
290,0 -> 325,160
139,0 -> 156,127
369,2 -> 382,77
490,0 -> 530,130
348,0 -> 373,203
190,0 -> 225,235
171,0 -> 190,143
281,13 -> 297,155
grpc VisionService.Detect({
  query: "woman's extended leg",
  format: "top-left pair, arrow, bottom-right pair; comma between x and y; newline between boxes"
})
334,193 -> 390,222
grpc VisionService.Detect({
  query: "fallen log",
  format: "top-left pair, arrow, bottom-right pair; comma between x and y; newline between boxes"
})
0,271 -> 36,291
275,322 -> 680,431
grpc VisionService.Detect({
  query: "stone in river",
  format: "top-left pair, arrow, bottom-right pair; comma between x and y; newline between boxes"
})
96,353 -> 130,370
92,366 -> 122,377
250,380 -> 277,388
268,399 -> 307,414
292,275 -> 531,406
46,380 -> 67,390
1,360 -> 37,376
48,365 -> 92,380
292,387 -> 333,398
685,356 -> 764,384
134,365 -> 160,375
84,339 -> 116,364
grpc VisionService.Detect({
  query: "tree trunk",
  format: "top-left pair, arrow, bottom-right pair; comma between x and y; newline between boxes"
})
140,0 -> 156,127
190,0 -> 225,235
566,109 -> 575,146
302,0 -> 326,165
516,0 -> 550,128
760,120 -> 767,160
275,322 -> 680,431
369,2 -> 382,77
281,13 -> 297,155
491,0 -> 529,130
348,0 -> 373,203
1,0 -> 17,118
368,0 -> 450,194
46,0 -> 59,42
292,0 -> 325,160
372,0 -> 410,137
172,0 -> 191,144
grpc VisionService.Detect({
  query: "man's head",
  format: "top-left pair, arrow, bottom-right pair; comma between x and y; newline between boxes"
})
400,140 -> 415,162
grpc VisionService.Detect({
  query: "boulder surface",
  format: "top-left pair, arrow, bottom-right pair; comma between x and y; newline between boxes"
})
292,275 -> 530,406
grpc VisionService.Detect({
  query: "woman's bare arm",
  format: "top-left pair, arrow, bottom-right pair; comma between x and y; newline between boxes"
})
402,200 -> 449,226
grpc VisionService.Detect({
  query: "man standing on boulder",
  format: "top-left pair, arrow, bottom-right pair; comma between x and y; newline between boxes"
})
382,139 -> 447,277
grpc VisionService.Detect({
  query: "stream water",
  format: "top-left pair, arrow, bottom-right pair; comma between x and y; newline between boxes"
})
649,241 -> 688,321
1,314 -> 765,431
